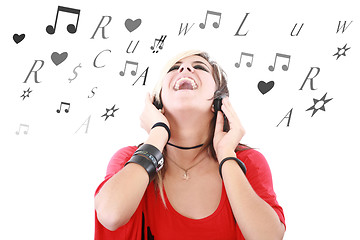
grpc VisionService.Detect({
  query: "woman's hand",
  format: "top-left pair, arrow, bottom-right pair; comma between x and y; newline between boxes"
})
140,92 -> 170,134
213,97 -> 245,162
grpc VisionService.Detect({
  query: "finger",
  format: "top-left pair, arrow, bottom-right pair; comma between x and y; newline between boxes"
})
145,92 -> 155,107
221,101 -> 242,131
145,92 -> 150,104
221,103 -> 236,123
149,93 -> 155,103
220,98 -> 246,140
222,97 -> 237,117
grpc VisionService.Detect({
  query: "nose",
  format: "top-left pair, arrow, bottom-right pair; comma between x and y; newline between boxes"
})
178,63 -> 194,73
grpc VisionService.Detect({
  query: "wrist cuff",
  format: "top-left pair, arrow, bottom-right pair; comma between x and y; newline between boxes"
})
151,122 -> 171,142
219,157 -> 247,179
124,144 -> 164,184
125,155 -> 157,184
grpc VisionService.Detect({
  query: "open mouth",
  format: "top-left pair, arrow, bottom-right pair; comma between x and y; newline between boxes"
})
174,77 -> 198,90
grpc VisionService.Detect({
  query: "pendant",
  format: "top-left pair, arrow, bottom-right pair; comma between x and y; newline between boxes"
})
183,171 -> 190,180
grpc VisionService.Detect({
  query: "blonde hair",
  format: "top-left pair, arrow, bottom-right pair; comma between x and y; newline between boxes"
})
151,50 -> 232,206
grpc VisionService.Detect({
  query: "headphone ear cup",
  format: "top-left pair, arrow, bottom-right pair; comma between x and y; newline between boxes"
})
159,90 -> 164,110
213,98 -> 222,113
159,95 -> 164,109
153,92 -> 164,110
213,97 -> 229,131
153,100 -> 163,110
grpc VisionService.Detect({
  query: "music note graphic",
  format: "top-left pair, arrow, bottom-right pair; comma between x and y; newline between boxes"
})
150,35 -> 167,53
268,53 -> 291,71
119,61 -> 139,76
46,6 -> 81,34
15,124 -> 29,135
199,10 -> 222,29
235,52 -> 254,68
56,102 -> 71,113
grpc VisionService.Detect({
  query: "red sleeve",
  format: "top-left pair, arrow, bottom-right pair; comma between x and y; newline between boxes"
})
94,146 -> 143,240
105,146 -> 139,180
95,145 -> 138,196
236,149 -> 286,228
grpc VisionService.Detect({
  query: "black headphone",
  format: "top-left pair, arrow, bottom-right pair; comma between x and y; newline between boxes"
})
153,96 -> 222,112
213,96 -> 229,132
153,95 -> 228,131
213,97 -> 222,114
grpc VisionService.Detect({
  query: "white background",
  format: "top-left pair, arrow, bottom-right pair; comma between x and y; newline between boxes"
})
1,0 -> 359,239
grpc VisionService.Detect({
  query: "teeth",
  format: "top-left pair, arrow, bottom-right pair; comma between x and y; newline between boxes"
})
174,77 -> 198,90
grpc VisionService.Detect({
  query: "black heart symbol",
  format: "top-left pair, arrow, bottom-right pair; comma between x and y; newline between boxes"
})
13,33 -> 25,44
258,81 -> 275,95
51,52 -> 68,66
125,18 -> 142,32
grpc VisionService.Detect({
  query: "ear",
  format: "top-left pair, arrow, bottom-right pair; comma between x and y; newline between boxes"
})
211,104 -> 215,113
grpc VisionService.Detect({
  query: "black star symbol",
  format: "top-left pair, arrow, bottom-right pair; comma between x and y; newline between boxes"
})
20,87 -> 32,100
101,104 -> 119,121
333,43 -> 351,60
306,93 -> 333,117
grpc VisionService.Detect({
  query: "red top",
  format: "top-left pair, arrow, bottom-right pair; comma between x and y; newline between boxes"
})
95,146 -> 285,240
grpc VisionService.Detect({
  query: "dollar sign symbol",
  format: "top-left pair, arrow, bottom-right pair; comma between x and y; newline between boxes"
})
68,63 -> 82,83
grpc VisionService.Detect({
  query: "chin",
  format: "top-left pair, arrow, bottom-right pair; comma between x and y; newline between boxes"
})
163,92 -> 213,113
166,102 -> 211,115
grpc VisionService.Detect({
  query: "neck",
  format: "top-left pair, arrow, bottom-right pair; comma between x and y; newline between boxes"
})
167,142 -> 203,150
166,109 -> 212,145
164,109 -> 213,168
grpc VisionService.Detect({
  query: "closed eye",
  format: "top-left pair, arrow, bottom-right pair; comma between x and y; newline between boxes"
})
167,65 -> 180,72
194,65 -> 209,72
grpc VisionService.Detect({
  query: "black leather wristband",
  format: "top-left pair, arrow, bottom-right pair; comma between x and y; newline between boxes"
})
134,150 -> 164,171
125,155 -> 157,184
136,144 -> 164,169
219,157 -> 247,179
151,122 -> 171,142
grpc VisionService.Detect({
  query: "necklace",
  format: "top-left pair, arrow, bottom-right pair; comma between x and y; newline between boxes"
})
167,142 -> 204,150
167,155 -> 207,180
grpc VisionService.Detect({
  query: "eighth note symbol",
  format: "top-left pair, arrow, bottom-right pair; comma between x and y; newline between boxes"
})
46,6 -> 81,34
56,102 -> 71,113
199,10 -> 222,29
235,52 -> 254,68
16,124 -> 29,135
268,53 -> 291,71
119,61 -> 138,76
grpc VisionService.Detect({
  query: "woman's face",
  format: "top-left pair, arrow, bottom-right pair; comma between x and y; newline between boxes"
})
161,55 -> 216,114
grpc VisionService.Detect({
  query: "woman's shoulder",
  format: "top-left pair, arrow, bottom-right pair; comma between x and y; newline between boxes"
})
111,145 -> 139,160
235,147 -> 269,170
105,145 -> 139,178
236,145 -> 262,158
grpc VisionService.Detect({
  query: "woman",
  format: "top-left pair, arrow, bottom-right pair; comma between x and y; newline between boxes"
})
94,50 -> 286,239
